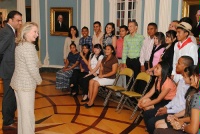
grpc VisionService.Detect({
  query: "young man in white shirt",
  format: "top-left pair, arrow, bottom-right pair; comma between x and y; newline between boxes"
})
172,22 -> 198,83
143,56 -> 194,134
92,21 -> 103,46
140,22 -> 157,72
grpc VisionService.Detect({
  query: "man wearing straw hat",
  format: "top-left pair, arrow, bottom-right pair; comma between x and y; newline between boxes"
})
172,22 -> 198,83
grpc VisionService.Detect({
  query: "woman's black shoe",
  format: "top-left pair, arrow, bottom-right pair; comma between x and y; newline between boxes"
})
85,103 -> 94,108
81,98 -> 89,102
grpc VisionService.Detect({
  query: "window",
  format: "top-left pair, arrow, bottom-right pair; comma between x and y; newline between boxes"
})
116,0 -> 136,35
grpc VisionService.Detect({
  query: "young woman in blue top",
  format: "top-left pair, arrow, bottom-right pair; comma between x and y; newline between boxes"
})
56,43 -> 80,90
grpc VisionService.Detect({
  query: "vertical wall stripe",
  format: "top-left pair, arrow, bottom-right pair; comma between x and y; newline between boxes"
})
109,0 -> 117,25
17,0 -> 26,22
158,0 -> 172,33
81,0 -> 90,30
77,0 -> 79,29
177,0 -> 182,20
31,0 -> 40,37
136,0 -> 143,34
143,0 -> 156,38
43,0 -> 49,65
94,0 -> 104,30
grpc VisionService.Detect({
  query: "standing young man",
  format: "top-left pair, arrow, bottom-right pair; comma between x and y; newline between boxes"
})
0,10 -> 22,129
121,20 -> 144,78
172,22 -> 198,83
140,22 -> 157,72
79,26 -> 93,52
92,21 -> 103,45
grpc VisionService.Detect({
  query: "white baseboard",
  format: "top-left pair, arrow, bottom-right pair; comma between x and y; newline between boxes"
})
42,65 -> 63,68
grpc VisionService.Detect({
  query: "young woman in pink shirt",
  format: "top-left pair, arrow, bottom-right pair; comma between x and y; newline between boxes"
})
147,32 -> 165,75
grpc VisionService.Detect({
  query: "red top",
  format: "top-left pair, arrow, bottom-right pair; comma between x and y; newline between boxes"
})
116,37 -> 124,58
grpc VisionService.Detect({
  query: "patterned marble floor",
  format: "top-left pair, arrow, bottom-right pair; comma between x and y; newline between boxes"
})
0,72 -> 148,134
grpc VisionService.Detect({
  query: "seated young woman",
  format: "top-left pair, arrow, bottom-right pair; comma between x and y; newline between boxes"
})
85,45 -> 118,108
138,61 -> 177,111
70,44 -> 91,96
79,44 -> 104,102
56,42 -> 80,90
154,65 -> 199,134
155,66 -> 197,128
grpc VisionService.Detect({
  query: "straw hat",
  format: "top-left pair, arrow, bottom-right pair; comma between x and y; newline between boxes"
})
176,22 -> 192,32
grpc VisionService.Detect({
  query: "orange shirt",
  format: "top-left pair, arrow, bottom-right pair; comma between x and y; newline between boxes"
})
157,77 -> 177,100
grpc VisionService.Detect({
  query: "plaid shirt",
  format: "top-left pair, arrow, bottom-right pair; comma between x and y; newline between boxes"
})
79,36 -> 93,51
122,33 -> 144,63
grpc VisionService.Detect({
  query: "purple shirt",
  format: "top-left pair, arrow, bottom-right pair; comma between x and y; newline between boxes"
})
80,58 -> 89,72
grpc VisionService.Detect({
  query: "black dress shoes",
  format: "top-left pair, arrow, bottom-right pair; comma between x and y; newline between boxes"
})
85,103 -> 94,108
2,123 -> 17,130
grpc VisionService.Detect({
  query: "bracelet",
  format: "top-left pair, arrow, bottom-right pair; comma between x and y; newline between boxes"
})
181,123 -> 186,131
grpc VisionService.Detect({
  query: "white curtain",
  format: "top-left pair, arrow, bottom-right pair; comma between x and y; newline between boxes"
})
94,0 -> 104,29
31,0 -> 41,66
158,0 -> 172,34
31,0 -> 40,38
109,0 -> 117,24
143,0 -> 156,37
81,0 -> 90,30
135,0 -> 143,34
17,0 -> 26,22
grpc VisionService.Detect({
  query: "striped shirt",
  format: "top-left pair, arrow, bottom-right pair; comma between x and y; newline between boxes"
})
122,33 -> 144,63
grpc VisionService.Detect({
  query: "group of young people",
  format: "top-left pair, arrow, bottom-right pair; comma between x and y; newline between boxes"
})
1,9 -> 198,134
55,21 -> 120,106
55,12 -> 199,134
139,17 -> 199,134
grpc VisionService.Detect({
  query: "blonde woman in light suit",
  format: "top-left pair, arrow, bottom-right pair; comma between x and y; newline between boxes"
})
10,22 -> 42,134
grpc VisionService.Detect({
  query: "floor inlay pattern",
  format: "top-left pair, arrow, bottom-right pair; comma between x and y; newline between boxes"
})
0,72 -> 148,134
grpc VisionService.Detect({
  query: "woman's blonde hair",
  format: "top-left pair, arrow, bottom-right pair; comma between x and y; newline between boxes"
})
15,22 -> 38,44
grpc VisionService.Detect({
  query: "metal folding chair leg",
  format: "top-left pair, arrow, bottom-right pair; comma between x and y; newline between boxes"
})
134,110 -> 143,123
103,90 -> 112,107
116,95 -> 124,112
118,96 -> 128,113
130,105 -> 138,120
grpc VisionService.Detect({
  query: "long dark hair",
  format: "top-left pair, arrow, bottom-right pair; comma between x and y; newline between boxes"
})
155,61 -> 170,90
154,32 -> 165,45
82,44 -> 91,60
193,65 -> 200,91
91,44 -> 104,60
68,26 -> 79,38
184,65 -> 199,98
70,41 -> 78,52
105,45 -> 116,56
104,22 -> 115,36
166,30 -> 176,42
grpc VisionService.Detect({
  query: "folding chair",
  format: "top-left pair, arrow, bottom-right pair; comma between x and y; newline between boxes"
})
117,72 -> 151,120
103,68 -> 134,107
